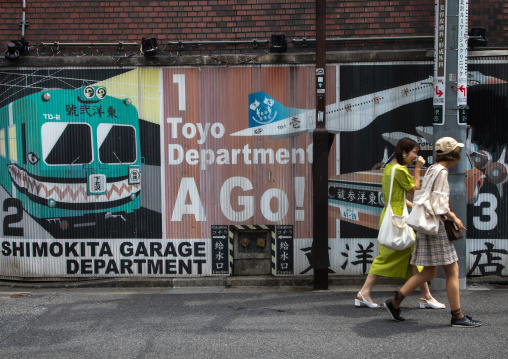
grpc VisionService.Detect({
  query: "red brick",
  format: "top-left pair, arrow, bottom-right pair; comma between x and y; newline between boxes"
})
0,0 -> 505,52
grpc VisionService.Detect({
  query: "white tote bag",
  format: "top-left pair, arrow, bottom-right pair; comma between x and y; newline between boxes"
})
406,167 -> 444,235
377,165 -> 415,251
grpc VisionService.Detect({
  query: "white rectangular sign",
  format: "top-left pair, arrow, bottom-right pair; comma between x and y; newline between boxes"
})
434,0 -> 447,108
457,0 -> 469,106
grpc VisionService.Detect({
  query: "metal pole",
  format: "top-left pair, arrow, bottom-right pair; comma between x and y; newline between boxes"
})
313,0 -> 329,290
21,0 -> 26,40
432,0 -> 468,290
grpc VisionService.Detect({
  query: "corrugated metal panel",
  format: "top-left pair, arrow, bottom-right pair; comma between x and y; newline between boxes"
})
2,57 -> 508,279
163,65 -> 320,241
467,58 -> 508,260
328,62 -> 434,240
468,238 -> 508,277
0,67 -> 163,238
329,237 -> 379,276
0,67 -> 166,278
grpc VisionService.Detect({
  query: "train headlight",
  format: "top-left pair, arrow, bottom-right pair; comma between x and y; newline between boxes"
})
83,86 -> 95,99
124,99 -> 132,106
48,198 -> 56,208
130,193 -> 136,201
42,93 -> 51,101
96,87 -> 107,99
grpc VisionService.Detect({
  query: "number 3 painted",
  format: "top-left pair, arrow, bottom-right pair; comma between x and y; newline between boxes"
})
473,193 -> 498,231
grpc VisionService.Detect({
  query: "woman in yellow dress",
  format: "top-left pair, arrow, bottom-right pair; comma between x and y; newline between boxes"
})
355,137 -> 445,309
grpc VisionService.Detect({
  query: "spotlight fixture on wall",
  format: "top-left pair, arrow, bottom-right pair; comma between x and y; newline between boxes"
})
4,40 -> 28,61
468,28 -> 488,48
270,34 -> 287,53
141,38 -> 158,56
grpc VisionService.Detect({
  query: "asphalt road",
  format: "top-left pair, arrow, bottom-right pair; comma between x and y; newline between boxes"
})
0,283 -> 506,359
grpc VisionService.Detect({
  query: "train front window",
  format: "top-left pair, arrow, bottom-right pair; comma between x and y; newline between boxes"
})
8,125 -> 17,163
41,123 -> 93,165
98,124 -> 136,164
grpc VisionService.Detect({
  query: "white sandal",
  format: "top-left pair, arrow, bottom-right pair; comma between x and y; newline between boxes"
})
355,292 -> 380,308
419,297 -> 446,309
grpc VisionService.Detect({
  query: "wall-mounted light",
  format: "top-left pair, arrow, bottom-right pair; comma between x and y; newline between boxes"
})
4,40 -> 28,61
270,34 -> 287,53
469,28 -> 488,48
141,38 -> 158,56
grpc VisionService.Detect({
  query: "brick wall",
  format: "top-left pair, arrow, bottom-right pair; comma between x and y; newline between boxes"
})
0,0 -> 505,55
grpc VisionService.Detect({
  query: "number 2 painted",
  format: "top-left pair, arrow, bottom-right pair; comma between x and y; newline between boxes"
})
3,198 -> 24,236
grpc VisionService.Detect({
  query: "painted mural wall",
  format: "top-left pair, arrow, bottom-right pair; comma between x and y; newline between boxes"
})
0,60 -> 507,278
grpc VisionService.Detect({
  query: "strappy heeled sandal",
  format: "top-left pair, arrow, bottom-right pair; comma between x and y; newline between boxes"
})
419,297 -> 446,309
355,292 -> 380,308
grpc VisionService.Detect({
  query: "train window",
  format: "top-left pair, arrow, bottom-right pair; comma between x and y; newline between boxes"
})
98,124 -> 136,164
41,123 -> 93,165
0,128 -> 5,158
8,125 -> 17,163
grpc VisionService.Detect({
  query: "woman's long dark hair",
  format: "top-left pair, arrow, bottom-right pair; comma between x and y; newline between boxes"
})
394,137 -> 419,165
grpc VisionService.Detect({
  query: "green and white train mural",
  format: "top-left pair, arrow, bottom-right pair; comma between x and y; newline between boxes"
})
0,85 -> 142,235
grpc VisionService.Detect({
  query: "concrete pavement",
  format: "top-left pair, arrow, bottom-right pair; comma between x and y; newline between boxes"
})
1,280 -> 506,359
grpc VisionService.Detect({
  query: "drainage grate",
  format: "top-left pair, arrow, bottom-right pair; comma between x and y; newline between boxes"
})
9,292 -> 31,299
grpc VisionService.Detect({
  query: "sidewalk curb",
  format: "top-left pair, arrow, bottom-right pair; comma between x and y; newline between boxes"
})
0,275 -> 505,290
0,275 -> 377,289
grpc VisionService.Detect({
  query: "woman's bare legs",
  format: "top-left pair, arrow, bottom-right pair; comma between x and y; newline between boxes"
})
442,261 -> 464,319
413,265 -> 442,305
391,266 -> 438,308
360,266 -> 438,305
358,273 -> 380,303
415,265 -> 431,298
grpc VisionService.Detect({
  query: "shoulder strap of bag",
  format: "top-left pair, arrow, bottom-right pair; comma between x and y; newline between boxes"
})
430,167 -> 446,191
387,165 -> 408,215
420,165 -> 446,198
387,165 -> 399,205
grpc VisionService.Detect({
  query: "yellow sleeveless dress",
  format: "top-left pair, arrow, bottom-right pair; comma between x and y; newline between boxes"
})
368,163 -> 417,279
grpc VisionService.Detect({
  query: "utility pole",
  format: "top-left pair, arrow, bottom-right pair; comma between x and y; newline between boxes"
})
313,0 -> 329,290
432,0 -> 468,290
